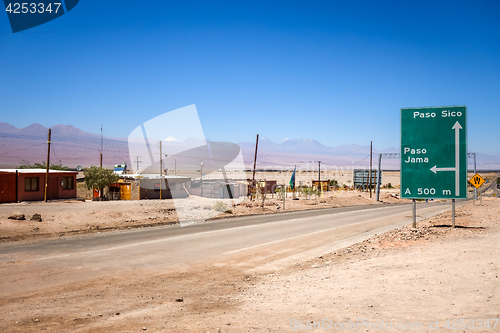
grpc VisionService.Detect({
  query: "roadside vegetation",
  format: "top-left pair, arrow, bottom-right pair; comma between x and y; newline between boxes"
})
84,166 -> 119,199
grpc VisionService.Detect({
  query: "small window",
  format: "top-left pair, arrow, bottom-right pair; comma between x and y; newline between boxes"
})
25,177 -> 39,192
63,176 -> 74,190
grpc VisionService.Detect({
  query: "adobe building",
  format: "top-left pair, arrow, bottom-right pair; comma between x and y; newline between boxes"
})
0,169 -> 77,203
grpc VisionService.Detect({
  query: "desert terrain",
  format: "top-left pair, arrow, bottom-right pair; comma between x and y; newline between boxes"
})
2,170 -> 496,242
0,196 -> 498,332
0,172 -> 498,333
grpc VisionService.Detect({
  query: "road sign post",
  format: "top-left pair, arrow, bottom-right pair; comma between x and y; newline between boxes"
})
452,199 -> 456,227
472,153 -> 477,202
401,106 -> 467,200
412,199 -> 416,228
401,106 -> 467,227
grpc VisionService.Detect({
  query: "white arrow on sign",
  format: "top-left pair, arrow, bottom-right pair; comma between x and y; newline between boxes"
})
430,166 -> 455,173
429,121 -> 462,196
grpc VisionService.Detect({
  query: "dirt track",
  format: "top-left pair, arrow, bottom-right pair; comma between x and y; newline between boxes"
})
0,197 -> 498,332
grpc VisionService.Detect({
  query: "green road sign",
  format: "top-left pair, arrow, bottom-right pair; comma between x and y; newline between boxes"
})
401,106 -> 467,199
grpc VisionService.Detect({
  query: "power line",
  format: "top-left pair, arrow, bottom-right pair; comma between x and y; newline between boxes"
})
51,144 -> 62,165
0,143 -> 46,156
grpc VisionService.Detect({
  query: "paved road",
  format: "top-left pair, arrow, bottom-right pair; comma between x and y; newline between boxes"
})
0,201 -> 461,265
1,201 -> 466,299
480,173 -> 500,197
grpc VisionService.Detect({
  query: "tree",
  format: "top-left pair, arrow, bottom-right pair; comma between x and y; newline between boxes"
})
84,166 -> 119,196
18,160 -> 69,170
301,186 -> 317,199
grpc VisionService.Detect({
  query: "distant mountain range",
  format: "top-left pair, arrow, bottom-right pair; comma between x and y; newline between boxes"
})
239,137 -> 398,157
0,122 -> 499,171
0,122 -> 129,169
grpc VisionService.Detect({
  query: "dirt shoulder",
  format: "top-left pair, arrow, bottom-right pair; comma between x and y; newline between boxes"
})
0,198 -> 498,332
0,189 -> 406,242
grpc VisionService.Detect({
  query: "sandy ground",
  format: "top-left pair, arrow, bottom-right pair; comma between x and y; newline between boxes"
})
0,197 -> 498,332
2,171 -> 491,242
0,189 -> 407,242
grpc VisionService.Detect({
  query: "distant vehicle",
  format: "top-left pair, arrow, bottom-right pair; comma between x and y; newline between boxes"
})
113,163 -> 127,175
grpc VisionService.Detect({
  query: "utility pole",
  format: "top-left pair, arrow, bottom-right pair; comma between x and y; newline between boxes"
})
251,134 -> 259,200
100,125 -> 103,168
175,159 -> 176,176
159,141 -> 162,200
201,161 -> 203,197
44,129 -> 51,202
376,154 -> 382,201
134,156 -> 142,173
318,160 -> 321,192
369,141 -> 373,198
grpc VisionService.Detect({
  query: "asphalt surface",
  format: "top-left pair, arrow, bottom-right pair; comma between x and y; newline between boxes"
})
0,200 -> 469,300
0,201 -> 462,264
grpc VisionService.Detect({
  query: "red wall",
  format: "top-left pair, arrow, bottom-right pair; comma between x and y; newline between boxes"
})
0,171 -> 77,203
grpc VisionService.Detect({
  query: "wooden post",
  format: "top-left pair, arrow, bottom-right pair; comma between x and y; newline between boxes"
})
159,141 -> 162,200
44,129 -> 51,202
283,184 -> 286,210
135,156 -> 142,173
100,125 -> 103,168
318,161 -> 321,185
251,134 -> 259,200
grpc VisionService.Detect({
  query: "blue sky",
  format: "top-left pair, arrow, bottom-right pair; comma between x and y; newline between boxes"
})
1,1 -> 499,154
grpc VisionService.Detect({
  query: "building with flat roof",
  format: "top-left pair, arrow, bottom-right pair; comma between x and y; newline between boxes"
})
0,169 -> 77,203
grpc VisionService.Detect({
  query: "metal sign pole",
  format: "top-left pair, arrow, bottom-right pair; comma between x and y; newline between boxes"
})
474,153 -> 477,202
376,154 -> 382,201
412,199 -> 416,228
452,199 -> 456,227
